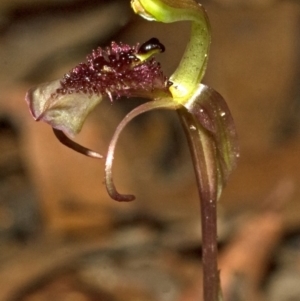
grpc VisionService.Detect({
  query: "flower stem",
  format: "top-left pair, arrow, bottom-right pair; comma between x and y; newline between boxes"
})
178,108 -> 219,301
200,190 -> 219,301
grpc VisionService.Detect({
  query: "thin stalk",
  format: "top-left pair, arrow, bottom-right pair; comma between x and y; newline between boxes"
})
178,108 -> 219,301
170,20 -> 210,100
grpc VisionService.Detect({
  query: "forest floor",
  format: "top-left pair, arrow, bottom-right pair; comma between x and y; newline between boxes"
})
0,1 -> 299,300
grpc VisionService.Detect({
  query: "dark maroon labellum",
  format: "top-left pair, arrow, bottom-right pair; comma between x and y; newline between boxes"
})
54,40 -> 169,101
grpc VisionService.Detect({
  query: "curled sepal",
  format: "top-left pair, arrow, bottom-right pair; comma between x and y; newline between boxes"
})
53,129 -> 103,159
183,84 -> 239,193
25,79 -> 102,137
105,98 -> 180,202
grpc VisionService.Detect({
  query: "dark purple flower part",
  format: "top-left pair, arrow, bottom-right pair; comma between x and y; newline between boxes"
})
55,40 -> 170,101
26,38 -> 170,138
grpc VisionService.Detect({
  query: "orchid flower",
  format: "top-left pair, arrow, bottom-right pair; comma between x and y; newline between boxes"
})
25,0 -> 239,300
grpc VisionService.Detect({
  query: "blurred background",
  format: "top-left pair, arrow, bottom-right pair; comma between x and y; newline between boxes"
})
0,0 -> 299,300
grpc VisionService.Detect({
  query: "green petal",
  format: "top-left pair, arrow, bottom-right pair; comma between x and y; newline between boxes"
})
25,79 -> 103,137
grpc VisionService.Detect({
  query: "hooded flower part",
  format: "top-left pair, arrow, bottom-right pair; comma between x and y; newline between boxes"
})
131,0 -> 211,101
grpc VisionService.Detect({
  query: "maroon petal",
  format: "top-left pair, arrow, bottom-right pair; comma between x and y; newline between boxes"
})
53,129 -> 103,159
105,98 -> 179,202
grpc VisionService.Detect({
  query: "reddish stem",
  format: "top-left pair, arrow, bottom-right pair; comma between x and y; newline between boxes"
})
178,109 -> 219,301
